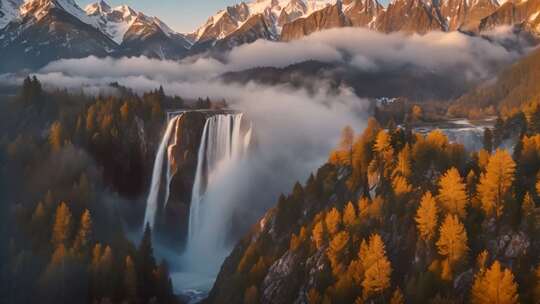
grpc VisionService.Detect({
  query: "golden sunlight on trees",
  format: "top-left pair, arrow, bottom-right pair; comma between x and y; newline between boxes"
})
392,175 -> 412,197
437,168 -> 468,218
393,144 -> 411,178
471,261 -> 518,304
312,221 -> 325,249
48,121 -> 65,152
327,231 -> 350,275
330,126 -> 355,166
415,192 -> 439,242
73,209 -> 93,254
360,234 -> 392,297
436,214 -> 468,279
478,150 -> 516,218
51,202 -> 73,247
343,202 -> 357,228
325,208 -> 342,236
374,130 -> 392,154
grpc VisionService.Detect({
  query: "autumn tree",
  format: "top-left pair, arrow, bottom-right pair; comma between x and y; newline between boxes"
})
312,220 -> 325,249
360,234 -> 392,298
415,192 -> 439,242
325,208 -> 342,235
73,209 -> 93,254
478,150 -> 516,218
392,175 -> 412,197
393,144 -> 412,178
390,288 -> 404,304
51,202 -> 73,247
327,231 -> 350,275
343,201 -> 357,227
49,121 -> 65,152
471,261 -> 518,304
437,168 -> 468,218
124,256 -> 137,300
436,214 -> 468,279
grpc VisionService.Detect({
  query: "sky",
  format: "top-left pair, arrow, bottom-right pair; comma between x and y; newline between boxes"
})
78,0 -> 240,33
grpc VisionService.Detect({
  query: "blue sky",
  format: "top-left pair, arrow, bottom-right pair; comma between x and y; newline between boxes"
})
78,0 -> 240,33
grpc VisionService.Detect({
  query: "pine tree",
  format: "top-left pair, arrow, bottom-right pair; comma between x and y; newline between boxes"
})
478,150 -> 516,218
49,121 -> 65,152
312,220 -> 325,249
437,168 -> 468,218
124,255 -> 137,300
436,214 -> 468,278
360,234 -> 392,298
374,130 -> 392,154
393,144 -> 412,178
51,202 -> 73,247
392,175 -> 412,197
471,261 -> 518,304
522,192 -> 535,219
415,192 -> 439,242
327,231 -> 350,275
343,202 -> 357,227
325,208 -> 342,235
73,209 -> 93,255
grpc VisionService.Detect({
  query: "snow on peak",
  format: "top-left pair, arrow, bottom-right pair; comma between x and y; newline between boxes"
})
0,0 -> 23,29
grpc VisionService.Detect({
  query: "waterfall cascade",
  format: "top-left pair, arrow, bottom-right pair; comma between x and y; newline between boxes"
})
188,113 -> 252,246
143,114 -> 182,229
142,111 -> 252,241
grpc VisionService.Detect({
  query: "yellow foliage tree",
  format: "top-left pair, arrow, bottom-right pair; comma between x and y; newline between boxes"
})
471,261 -> 518,304
436,214 -> 468,278
51,202 -> 73,247
426,130 -> 448,149
343,201 -> 357,227
73,209 -> 93,254
437,168 -> 468,218
360,234 -> 392,297
327,231 -> 350,275
478,150 -> 516,218
392,175 -> 412,197
415,192 -> 439,242
522,192 -> 535,218
48,121 -> 65,152
393,144 -> 412,178
307,288 -> 322,304
325,208 -> 342,235
312,221 -> 325,249
374,130 -> 392,154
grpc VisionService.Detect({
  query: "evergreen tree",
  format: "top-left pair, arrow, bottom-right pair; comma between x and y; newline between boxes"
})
437,168 -> 468,219
478,150 -> 516,218
415,192 -> 439,242
51,202 -> 73,248
436,214 -> 468,279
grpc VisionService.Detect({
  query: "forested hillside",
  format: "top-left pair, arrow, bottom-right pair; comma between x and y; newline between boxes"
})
208,109 -> 540,303
449,47 -> 540,118
0,77 -> 213,304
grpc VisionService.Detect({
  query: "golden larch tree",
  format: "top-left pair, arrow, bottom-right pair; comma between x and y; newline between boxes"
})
393,144 -> 412,178
343,201 -> 357,227
415,192 -> 439,242
360,234 -> 392,297
437,167 -> 468,218
325,208 -> 342,235
51,202 -> 73,247
48,121 -> 65,152
374,130 -> 392,154
73,209 -> 93,253
522,192 -> 535,218
312,220 -> 325,249
436,214 -> 468,277
327,231 -> 350,275
477,149 -> 516,218
392,175 -> 412,197
471,261 -> 518,304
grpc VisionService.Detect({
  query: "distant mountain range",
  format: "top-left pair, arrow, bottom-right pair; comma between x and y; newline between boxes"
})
0,0 -> 539,72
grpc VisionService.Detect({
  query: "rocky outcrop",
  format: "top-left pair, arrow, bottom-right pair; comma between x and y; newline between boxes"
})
440,0 -> 499,31
375,0 -> 446,34
343,0 -> 383,28
213,14 -> 276,51
281,2 -> 350,41
479,0 -> 540,33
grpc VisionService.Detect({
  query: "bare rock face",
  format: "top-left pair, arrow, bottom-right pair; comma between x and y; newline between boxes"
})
214,14 -> 276,51
281,2 -> 350,41
480,0 -> 540,32
343,0 -> 384,27
375,0 -> 446,34
440,0 -> 499,31
261,251 -> 303,304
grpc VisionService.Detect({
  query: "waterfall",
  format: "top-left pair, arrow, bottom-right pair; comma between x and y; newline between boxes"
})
187,113 -> 251,247
143,114 -> 182,230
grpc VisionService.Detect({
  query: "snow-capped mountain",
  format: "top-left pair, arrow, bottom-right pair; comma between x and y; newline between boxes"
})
0,0 -> 191,71
192,0 -> 337,46
0,0 -> 22,29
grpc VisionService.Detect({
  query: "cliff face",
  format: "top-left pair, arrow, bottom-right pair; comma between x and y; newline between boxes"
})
375,0 -> 446,34
479,0 -> 540,32
281,3 -> 350,41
